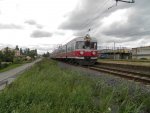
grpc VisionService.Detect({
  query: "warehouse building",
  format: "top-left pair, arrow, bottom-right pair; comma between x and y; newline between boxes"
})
98,48 -> 132,60
132,46 -> 150,60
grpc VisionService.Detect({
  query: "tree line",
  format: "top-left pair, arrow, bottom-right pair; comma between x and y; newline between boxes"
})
0,45 -> 37,63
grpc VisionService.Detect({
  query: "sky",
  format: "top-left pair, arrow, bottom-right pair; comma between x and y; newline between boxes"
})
0,0 -> 149,54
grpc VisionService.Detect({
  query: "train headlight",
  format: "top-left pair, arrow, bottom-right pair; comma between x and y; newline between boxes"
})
92,51 -> 96,55
80,51 -> 84,55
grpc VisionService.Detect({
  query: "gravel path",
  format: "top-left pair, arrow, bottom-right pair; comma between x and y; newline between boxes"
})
0,58 -> 42,90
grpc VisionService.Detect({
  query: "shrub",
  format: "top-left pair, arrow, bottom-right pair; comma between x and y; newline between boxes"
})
0,63 -> 9,69
13,57 -> 23,64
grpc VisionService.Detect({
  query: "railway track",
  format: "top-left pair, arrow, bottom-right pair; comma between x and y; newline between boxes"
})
88,64 -> 150,84
56,60 -> 150,85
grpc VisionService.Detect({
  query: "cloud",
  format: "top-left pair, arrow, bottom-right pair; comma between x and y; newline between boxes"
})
0,43 -> 14,50
54,31 -> 65,36
59,0 -> 150,47
28,44 -> 61,54
59,0 -> 108,31
30,30 -> 53,38
25,20 -> 36,25
25,20 -> 43,29
102,7 -> 150,38
0,24 -> 22,29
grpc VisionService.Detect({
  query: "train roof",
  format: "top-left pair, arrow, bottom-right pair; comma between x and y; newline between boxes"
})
52,35 -> 97,53
66,35 -> 97,45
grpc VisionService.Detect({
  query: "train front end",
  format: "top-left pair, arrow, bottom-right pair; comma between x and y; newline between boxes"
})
74,35 -> 98,65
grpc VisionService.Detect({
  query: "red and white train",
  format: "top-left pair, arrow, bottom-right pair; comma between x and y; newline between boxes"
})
51,35 -> 98,65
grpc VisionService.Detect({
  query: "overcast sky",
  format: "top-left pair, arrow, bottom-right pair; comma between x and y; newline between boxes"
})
0,0 -> 149,53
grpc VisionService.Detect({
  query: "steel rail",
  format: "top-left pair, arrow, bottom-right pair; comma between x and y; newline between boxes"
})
88,65 -> 150,84
54,59 -> 150,85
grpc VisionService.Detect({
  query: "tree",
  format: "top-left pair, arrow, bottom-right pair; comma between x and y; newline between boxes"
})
15,45 -> 19,50
0,51 -> 3,61
3,47 -> 15,62
0,51 -> 3,65
42,52 -> 50,57
22,48 -> 37,59
28,50 -> 37,59
20,48 -> 23,55
23,48 -> 30,55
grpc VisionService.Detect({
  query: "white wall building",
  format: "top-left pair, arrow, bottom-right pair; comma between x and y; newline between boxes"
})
132,46 -> 150,59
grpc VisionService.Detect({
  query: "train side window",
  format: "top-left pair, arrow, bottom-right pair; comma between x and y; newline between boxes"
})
67,45 -> 71,52
71,43 -> 74,51
76,41 -> 84,49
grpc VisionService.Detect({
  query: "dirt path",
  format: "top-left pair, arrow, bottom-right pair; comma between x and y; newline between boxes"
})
0,58 -> 42,89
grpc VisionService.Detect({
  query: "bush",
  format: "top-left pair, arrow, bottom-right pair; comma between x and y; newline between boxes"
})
0,63 -> 9,69
13,57 -> 23,64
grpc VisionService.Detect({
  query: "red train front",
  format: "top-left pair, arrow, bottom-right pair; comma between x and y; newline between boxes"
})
51,35 -> 98,65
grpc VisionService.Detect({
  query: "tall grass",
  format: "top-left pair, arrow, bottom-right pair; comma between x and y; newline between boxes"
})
0,59 -> 149,113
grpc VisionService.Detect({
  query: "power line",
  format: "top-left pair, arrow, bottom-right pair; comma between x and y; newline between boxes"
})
108,0 -> 135,9
60,0 -> 113,45
78,0 -> 112,33
62,0 -> 137,45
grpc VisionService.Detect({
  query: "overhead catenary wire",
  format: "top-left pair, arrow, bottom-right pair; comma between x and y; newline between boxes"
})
84,0 -> 149,41
54,0 -> 139,52
79,0 -> 112,33
57,0 -> 115,52
59,0 -> 112,47
79,0 -> 137,36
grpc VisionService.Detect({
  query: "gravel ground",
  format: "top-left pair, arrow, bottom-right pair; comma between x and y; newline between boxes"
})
58,62 -> 150,93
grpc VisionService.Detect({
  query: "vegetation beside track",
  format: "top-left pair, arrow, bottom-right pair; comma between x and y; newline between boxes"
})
0,59 -> 150,113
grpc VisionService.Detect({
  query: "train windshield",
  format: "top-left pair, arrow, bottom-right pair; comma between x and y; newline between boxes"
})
76,41 -> 97,49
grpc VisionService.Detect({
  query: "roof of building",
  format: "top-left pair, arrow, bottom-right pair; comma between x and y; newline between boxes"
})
132,46 -> 150,49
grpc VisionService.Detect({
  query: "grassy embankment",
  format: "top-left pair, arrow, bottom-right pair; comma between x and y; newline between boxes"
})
0,59 -> 150,113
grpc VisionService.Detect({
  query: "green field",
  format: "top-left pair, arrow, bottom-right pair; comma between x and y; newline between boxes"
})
0,59 -> 150,113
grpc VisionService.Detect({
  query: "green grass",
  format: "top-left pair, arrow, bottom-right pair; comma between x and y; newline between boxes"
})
0,59 -> 149,113
0,64 -> 23,73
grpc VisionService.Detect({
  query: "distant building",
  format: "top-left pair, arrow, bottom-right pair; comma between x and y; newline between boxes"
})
14,50 -> 21,57
98,48 -> 132,60
132,46 -> 150,60
1,47 -> 21,57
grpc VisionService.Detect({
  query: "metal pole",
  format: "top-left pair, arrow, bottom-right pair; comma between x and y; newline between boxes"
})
114,42 -> 115,60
